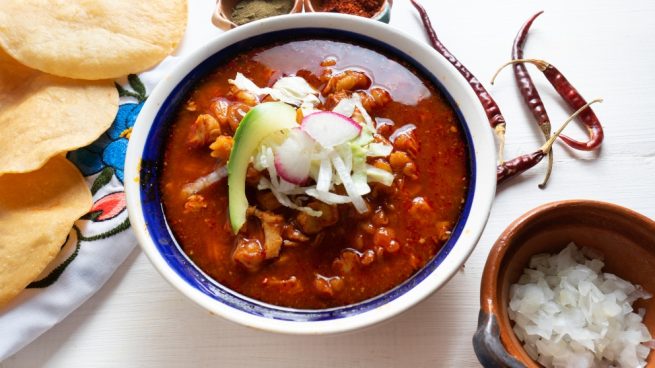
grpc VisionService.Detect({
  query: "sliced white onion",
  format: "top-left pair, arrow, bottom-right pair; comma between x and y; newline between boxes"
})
316,158 -> 332,192
277,179 -> 297,194
335,143 -> 353,173
329,151 -> 368,213
181,166 -> 228,197
229,73 -> 265,97
252,147 -> 268,172
257,177 -> 322,217
270,77 -> 321,108
305,189 -> 352,204
272,76 -> 317,98
264,147 -> 279,188
367,142 -> 393,157
332,97 -> 357,117
352,94 -> 375,131
352,173 -> 370,196
390,123 -> 417,143
300,99 -> 320,117
229,73 -> 320,111
301,111 -> 362,148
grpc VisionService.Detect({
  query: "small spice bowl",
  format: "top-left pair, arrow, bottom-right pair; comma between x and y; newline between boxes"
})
212,0 -> 304,31
304,0 -> 393,23
473,200 -> 655,367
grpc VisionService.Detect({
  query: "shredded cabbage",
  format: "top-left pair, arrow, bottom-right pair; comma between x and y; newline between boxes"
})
366,165 -> 394,187
237,74 -> 397,215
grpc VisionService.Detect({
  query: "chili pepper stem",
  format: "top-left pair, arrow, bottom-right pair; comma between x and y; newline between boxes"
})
496,98 -> 602,186
538,119 -> 554,189
496,124 -> 506,164
539,123 -> 551,138
539,148 -> 555,189
490,59 -> 550,85
540,98 -> 603,153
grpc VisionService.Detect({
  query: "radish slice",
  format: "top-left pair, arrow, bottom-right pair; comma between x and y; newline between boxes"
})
274,129 -> 315,185
301,111 -> 362,148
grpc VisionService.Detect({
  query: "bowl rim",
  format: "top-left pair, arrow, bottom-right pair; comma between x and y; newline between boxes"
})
477,199 -> 655,366
125,13 -> 496,334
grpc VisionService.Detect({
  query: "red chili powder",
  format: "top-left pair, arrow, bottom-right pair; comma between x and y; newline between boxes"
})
320,0 -> 383,18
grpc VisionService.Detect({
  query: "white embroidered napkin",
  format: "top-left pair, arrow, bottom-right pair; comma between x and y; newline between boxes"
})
0,1 -> 222,360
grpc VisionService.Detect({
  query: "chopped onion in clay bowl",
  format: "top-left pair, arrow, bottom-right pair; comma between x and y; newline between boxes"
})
474,200 -> 655,368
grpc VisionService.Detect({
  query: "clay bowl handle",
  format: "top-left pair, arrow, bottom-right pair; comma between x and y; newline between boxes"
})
472,310 -> 526,368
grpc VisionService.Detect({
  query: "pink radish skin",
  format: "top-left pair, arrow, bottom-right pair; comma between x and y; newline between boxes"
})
274,128 -> 315,185
301,111 -> 362,148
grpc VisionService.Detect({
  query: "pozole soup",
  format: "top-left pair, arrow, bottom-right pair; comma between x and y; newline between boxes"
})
160,38 -> 470,309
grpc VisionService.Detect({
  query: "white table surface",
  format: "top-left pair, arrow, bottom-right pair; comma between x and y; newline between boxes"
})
4,0 -> 655,367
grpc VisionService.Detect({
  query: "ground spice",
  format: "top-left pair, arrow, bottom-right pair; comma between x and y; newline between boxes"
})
230,0 -> 293,26
320,0 -> 383,18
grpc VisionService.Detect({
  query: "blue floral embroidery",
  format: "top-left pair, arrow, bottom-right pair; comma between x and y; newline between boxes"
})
68,75 -> 146,183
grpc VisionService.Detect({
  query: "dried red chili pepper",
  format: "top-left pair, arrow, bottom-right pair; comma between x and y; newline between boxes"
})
493,58 -> 605,151
498,98 -> 602,185
512,11 -> 554,188
513,12 -> 549,135
410,0 -> 507,162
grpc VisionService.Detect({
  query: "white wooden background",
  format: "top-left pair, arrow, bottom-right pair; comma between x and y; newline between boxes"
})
4,0 -> 655,367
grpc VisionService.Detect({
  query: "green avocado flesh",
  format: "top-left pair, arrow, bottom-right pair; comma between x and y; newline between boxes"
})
227,102 -> 297,233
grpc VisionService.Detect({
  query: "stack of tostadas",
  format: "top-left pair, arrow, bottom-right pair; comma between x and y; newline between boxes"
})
0,0 -> 187,307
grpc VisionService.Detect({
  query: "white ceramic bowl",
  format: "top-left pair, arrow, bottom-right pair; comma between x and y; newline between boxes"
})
125,13 -> 496,334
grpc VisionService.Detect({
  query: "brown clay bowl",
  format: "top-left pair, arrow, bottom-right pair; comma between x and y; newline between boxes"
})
473,200 -> 655,367
212,0 -> 304,31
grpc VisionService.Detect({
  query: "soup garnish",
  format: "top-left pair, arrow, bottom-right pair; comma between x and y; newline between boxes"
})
161,39 -> 469,308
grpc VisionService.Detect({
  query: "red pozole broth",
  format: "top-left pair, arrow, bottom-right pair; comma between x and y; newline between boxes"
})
160,39 -> 469,309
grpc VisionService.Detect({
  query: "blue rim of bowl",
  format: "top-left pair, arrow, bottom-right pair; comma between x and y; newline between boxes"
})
139,28 -> 477,321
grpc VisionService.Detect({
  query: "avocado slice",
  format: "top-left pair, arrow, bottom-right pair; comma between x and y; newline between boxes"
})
227,102 -> 297,233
